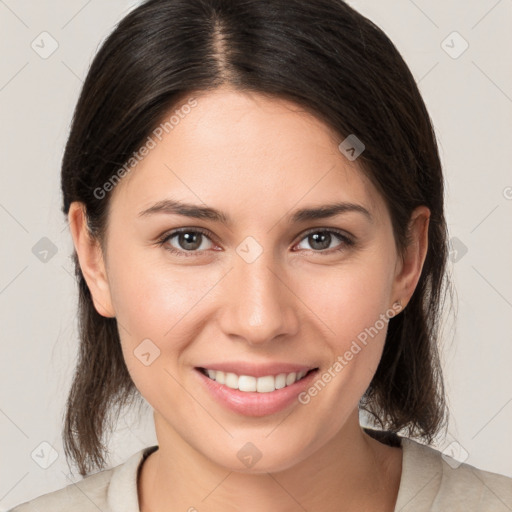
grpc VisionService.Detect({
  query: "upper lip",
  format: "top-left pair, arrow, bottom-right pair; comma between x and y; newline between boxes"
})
196,362 -> 318,378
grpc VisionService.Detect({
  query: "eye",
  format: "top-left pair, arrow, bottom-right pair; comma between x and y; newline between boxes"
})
294,229 -> 354,254
157,227 -> 216,256
157,227 -> 354,257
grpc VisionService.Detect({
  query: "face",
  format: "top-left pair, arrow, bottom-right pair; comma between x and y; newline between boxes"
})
73,87 -> 426,473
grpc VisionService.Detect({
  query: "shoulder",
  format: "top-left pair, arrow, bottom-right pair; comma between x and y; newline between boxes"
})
396,436 -> 512,512
8,446 -> 157,512
8,468 -> 114,512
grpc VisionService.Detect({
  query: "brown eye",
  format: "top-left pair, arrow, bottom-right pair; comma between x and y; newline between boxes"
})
159,228 -> 215,256
173,231 -> 205,251
295,229 -> 353,253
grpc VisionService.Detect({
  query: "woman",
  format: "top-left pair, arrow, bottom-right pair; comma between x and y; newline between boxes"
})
11,0 -> 512,511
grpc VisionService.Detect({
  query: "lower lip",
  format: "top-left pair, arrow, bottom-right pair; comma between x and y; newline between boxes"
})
195,368 -> 319,417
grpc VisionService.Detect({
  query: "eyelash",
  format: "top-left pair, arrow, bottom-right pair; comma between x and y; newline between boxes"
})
156,227 -> 355,257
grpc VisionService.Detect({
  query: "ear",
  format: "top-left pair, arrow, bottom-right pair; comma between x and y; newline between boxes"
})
68,202 -> 115,318
391,205 -> 430,309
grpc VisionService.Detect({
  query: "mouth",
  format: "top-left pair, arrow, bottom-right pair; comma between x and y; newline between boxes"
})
197,367 -> 318,393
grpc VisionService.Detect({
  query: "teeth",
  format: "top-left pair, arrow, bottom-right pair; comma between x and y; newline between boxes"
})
275,373 -> 287,389
256,375 -> 274,393
238,375 -> 257,392
203,368 -> 311,392
285,372 -> 297,386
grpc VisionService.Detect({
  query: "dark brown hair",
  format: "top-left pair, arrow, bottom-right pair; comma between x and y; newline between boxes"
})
61,0 -> 451,476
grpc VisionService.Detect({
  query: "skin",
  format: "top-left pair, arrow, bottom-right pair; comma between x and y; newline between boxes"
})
69,86 -> 430,511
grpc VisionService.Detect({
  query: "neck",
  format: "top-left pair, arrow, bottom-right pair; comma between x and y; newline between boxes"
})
138,409 -> 402,512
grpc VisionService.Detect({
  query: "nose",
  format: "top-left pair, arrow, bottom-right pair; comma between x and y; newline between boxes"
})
217,247 -> 300,347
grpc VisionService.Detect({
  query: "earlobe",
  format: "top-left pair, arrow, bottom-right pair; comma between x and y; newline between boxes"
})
67,202 -> 115,318
392,206 -> 430,310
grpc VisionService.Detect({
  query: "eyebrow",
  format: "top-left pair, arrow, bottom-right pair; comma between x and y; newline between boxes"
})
138,199 -> 373,224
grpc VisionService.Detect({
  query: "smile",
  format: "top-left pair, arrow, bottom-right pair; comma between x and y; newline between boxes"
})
198,367 -> 316,393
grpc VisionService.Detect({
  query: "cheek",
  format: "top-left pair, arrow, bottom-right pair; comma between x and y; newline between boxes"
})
105,247 -> 219,405
302,256 -> 394,338
105,244 -> 228,381
296,252 -> 395,396
107,246 -> 207,335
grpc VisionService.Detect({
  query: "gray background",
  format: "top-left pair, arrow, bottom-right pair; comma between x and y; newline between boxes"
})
1,0 -> 511,509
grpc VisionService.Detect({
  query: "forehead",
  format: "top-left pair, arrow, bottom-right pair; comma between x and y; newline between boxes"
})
109,88 -> 383,221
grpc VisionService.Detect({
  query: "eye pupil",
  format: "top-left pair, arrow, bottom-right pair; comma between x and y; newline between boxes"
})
309,232 -> 331,250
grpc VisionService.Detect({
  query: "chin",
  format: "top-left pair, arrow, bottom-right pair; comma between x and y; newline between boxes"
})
202,435 -> 317,475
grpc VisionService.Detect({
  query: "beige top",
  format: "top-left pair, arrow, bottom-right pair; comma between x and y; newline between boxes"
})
10,435 -> 512,511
